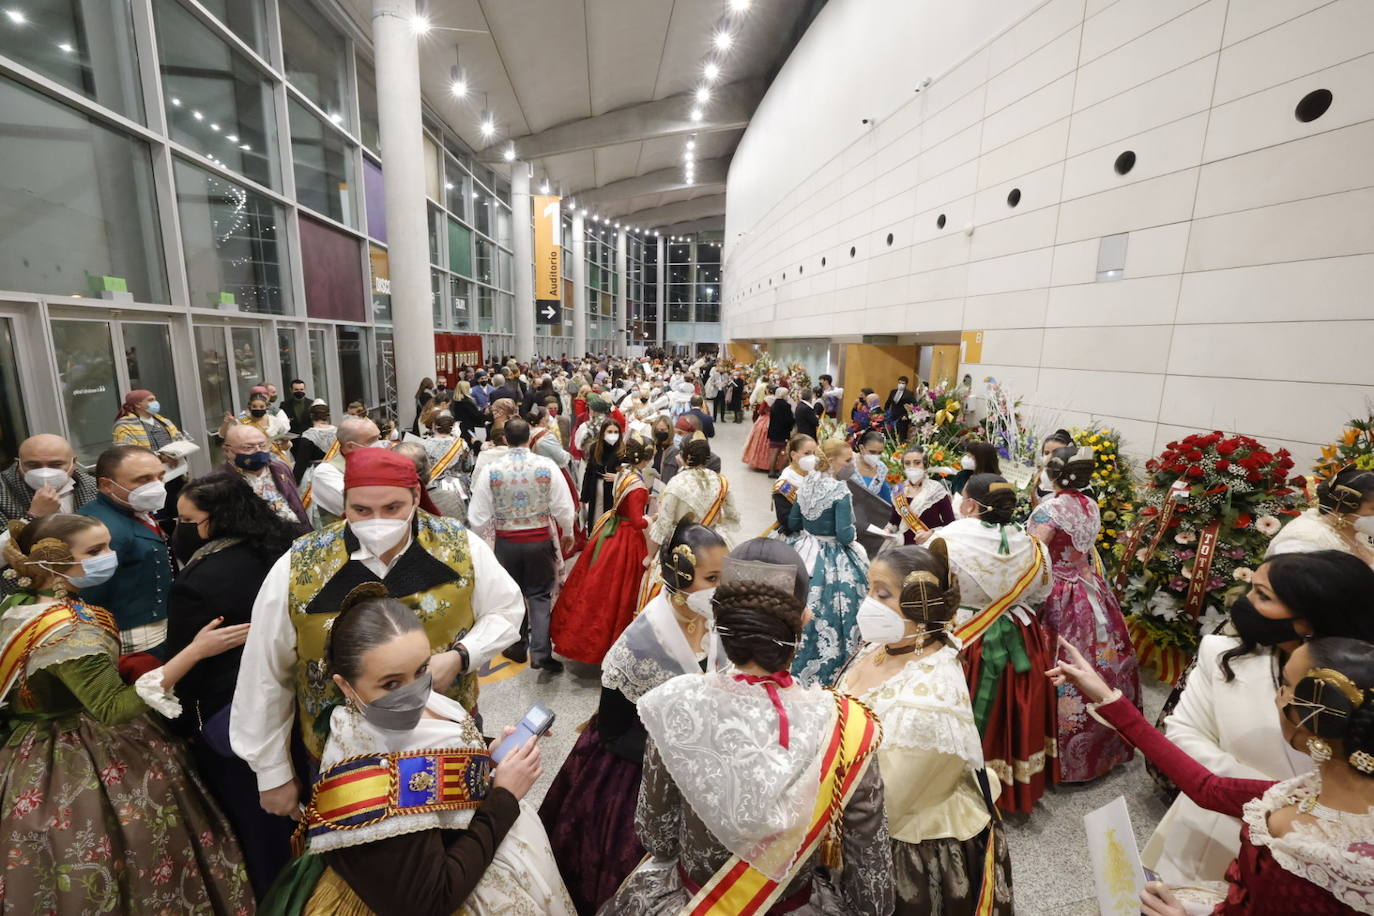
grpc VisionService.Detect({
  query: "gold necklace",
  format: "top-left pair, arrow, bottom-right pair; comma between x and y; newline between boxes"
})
670,597 -> 702,637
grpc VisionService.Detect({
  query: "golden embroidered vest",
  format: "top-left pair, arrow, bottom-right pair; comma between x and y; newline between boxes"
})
287,511 -> 477,758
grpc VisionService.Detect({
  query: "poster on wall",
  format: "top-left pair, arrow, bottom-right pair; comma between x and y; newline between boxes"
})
534,194 -> 562,325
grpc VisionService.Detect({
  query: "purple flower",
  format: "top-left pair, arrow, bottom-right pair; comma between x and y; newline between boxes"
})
1228,547 -> 1247,560
1168,577 -> 1188,591
1177,549 -> 1196,560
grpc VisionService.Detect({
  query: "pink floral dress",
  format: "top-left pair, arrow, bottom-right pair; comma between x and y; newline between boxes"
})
1028,491 -> 1141,782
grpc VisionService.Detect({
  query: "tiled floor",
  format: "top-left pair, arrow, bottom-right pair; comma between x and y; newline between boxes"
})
479,417 -> 1170,915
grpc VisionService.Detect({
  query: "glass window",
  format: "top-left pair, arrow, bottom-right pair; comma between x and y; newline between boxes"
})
495,205 -> 511,249
698,302 -> 721,323
193,325 -> 232,430
198,0 -> 269,55
299,214 -> 365,321
477,285 -> 494,332
0,76 -> 167,302
0,1 -> 143,120
444,157 -> 467,220
450,276 -> 471,330
175,157 -> 289,313
428,206 -> 442,266
308,327 -> 331,402
497,250 -> 512,292
0,319 -> 27,466
363,156 -> 386,241
51,319 -> 119,463
497,293 -> 513,333
369,245 -> 391,322
431,270 -> 443,327
337,325 -> 370,406
698,244 -> 721,265
278,328 -> 300,388
289,97 -> 355,226
448,219 -> 472,277
423,136 -> 440,201
230,326 -> 265,393
475,239 -> 494,286
153,0 -> 280,189
375,329 -> 396,416
279,0 -> 350,125
669,243 -> 690,262
473,193 -> 491,237
356,57 -> 380,152
122,322 -> 182,431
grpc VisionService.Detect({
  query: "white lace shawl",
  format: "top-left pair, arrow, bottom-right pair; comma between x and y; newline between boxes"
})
1032,490 -> 1101,554
301,426 -> 337,452
850,644 -> 983,768
601,593 -> 705,703
778,465 -> 807,491
637,670 -> 838,882
1241,770 -> 1374,914
308,691 -> 489,854
937,518 -> 1052,612
900,478 -> 951,520
796,472 -> 848,521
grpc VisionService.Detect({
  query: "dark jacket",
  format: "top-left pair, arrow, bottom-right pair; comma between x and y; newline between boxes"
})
659,447 -> 722,486
0,462 -> 100,523
219,460 -> 312,532
489,385 -> 522,409
767,399 -> 795,444
793,401 -> 819,440
884,386 -> 918,413
283,395 -> 312,434
77,493 -> 173,636
687,407 -> 716,438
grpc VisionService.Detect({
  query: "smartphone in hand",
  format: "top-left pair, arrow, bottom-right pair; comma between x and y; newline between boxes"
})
491,702 -> 556,764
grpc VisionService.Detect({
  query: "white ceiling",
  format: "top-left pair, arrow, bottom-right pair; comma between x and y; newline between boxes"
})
339,0 -> 815,224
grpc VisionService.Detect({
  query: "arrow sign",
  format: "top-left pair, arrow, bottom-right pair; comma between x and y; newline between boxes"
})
536,299 -> 561,326
540,305 -> 557,319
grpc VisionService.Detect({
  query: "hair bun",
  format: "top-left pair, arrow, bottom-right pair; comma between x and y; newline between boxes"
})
340,582 -> 390,613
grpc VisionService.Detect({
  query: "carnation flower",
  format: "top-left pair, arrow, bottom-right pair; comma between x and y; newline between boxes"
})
1233,567 -> 1254,582
1256,515 -> 1281,536
1174,531 -> 1196,545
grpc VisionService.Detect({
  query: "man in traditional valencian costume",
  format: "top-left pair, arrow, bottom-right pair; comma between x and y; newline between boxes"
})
232,448 -> 525,820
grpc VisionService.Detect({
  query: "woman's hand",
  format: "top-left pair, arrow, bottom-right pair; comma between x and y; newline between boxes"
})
1140,882 -> 1187,916
1046,636 -> 1114,704
602,472 -> 616,482
492,733 -> 542,800
190,618 -> 251,659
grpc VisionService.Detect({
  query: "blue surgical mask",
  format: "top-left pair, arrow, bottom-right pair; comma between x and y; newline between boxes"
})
233,450 -> 272,472
64,551 -> 119,589
146,400 -> 161,415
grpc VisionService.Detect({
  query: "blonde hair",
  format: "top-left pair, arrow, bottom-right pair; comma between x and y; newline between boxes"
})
815,438 -> 852,475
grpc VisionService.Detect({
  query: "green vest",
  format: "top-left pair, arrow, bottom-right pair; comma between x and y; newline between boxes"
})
287,511 -> 477,758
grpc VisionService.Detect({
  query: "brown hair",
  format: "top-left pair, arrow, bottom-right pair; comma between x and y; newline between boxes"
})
713,583 -> 804,672
873,541 -> 960,648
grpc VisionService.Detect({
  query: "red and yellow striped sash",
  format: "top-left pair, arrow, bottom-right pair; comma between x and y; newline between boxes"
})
954,541 -> 1048,646
428,437 -> 467,480
300,440 -> 342,509
0,601 -> 117,702
760,478 -> 800,538
683,695 -> 879,916
588,470 -> 646,544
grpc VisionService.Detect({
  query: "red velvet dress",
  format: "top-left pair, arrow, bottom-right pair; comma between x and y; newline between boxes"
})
742,401 -> 773,470
550,479 -> 650,665
1096,696 -> 1369,915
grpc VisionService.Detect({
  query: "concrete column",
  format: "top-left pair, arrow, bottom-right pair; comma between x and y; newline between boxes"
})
372,0 -> 434,427
511,162 -> 535,358
571,211 -> 587,357
655,235 -> 666,351
615,226 -> 628,354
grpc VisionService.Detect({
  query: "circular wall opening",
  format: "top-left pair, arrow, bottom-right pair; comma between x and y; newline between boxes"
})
1006,188 -> 1021,208
849,246 -> 856,257
936,213 -> 946,229
1114,150 -> 1136,175
1295,88 -> 1333,122
886,233 -> 894,246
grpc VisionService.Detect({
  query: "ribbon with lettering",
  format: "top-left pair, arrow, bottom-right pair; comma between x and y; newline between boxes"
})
1182,519 -> 1223,619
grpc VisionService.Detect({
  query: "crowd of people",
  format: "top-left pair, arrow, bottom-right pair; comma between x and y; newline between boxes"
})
0,351 -> 1371,915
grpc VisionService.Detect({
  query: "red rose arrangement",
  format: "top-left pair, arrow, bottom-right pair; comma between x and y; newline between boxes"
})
1113,430 -> 1306,682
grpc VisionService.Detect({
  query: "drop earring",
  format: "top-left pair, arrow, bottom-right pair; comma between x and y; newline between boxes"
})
1307,737 -> 1332,763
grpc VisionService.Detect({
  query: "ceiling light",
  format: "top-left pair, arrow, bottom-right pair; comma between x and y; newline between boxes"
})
449,64 -> 468,98
695,86 -> 710,104
192,110 -> 203,121
704,61 -> 720,81
581,208 -> 588,216
209,123 -> 220,132
713,30 -> 733,51
227,133 -> 238,142
730,0 -> 751,11
473,191 -> 480,198
240,143 -> 251,151
444,182 -> 454,190
170,97 -> 181,107
479,109 -> 495,137
690,107 -> 703,122
57,41 -> 73,53
329,112 -> 343,124
4,9 -> 25,24
411,15 -> 430,34
540,181 -> 550,194
687,139 -> 696,151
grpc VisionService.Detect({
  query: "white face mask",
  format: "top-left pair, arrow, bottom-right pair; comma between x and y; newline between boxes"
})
685,586 -> 716,619
857,596 -> 910,645
798,454 -> 819,473
603,431 -> 620,445
24,467 -> 71,492
368,439 -> 390,449
862,452 -> 883,469
960,454 -> 976,471
1354,515 -> 1374,536
350,511 -> 413,557
114,479 -> 167,513
1040,469 -> 1055,491
905,467 -> 925,485
896,382 -> 906,390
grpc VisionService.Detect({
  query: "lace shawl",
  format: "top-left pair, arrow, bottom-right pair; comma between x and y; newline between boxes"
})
902,478 -> 951,519
851,644 -> 983,768
938,518 -> 1050,610
796,472 -> 848,521
1030,490 -> 1101,554
601,593 -> 706,703
0,598 -> 118,707
637,670 -> 837,882
308,691 -> 490,854
1241,771 -> 1374,914
301,426 -> 337,452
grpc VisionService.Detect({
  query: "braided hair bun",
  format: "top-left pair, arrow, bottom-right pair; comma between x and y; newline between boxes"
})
658,521 -> 727,593
1316,466 -> 1374,515
963,473 -> 1017,524
326,583 -> 422,683
1291,637 -> 1374,778
1047,445 -> 1096,491
713,582 -> 804,673
873,540 -> 961,648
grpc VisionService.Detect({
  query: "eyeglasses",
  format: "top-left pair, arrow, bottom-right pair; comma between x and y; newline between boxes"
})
227,442 -> 268,454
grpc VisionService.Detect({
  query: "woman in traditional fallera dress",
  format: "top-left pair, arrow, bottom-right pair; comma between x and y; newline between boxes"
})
541,523 -> 727,915
742,385 -> 777,471
1026,445 -> 1140,783
926,473 -> 1055,813
0,515 -> 252,914
788,439 -> 871,687
266,590 -> 575,915
1267,466 -> 1374,567
838,543 -> 1013,916
1052,635 -> 1374,916
603,539 -> 894,915
768,434 -> 815,540
552,436 -> 654,666
1141,550 -> 1374,888
888,445 -> 956,543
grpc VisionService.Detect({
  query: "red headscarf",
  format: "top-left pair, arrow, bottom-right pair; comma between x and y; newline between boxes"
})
116,389 -> 154,421
344,448 -> 419,491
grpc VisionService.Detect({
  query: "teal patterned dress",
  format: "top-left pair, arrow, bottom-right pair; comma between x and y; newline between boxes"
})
788,475 -> 871,687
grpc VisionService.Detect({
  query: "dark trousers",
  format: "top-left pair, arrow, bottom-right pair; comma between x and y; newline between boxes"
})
712,392 -> 726,420
494,537 -> 558,664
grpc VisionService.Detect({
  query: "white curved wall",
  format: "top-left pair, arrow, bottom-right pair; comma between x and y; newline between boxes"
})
724,0 -> 1374,466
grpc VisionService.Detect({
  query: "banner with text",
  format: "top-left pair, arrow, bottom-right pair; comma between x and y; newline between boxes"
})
534,194 -> 562,324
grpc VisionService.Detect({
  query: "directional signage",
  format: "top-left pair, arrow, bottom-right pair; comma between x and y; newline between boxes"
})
535,194 -> 562,326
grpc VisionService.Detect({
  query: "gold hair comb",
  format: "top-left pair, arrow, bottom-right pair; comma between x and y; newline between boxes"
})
1306,667 -> 1364,709
988,481 -> 1015,492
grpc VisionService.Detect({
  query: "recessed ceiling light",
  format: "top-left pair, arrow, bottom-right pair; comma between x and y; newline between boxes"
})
713,30 -> 733,51
704,61 -> 720,81
329,112 -> 343,124
4,9 -> 26,24
57,41 -> 73,53
445,182 -> 454,190
695,86 -> 710,104
730,0 -> 751,11
410,15 -> 430,34
690,107 -> 703,122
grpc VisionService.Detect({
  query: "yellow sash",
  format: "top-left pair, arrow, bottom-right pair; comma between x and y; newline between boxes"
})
701,475 -> 731,528
759,477 -> 800,538
428,437 -> 467,480
588,470 -> 646,544
892,488 -> 929,534
953,540 -> 1048,646
683,693 -> 880,915
300,439 -> 342,509
0,600 -> 118,704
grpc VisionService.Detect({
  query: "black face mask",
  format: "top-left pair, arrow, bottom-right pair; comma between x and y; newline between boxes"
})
292,390 -> 306,399
1230,594 -> 1301,646
249,408 -> 267,418
172,520 -> 210,563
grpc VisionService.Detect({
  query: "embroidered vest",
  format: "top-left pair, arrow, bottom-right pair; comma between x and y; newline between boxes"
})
286,512 -> 477,757
484,448 -> 554,526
